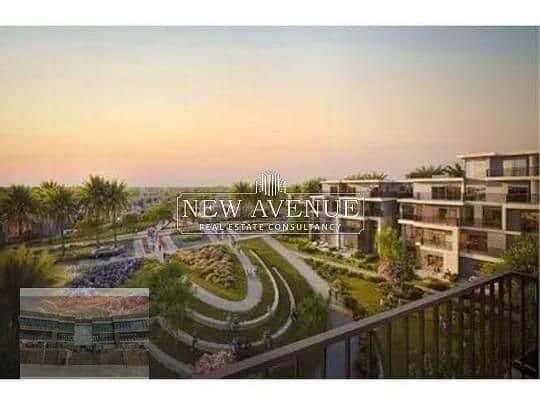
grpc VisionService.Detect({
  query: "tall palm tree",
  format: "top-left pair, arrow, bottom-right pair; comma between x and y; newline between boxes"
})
80,175 -> 107,247
405,164 -> 445,179
37,180 -> 59,243
3,185 -> 37,241
49,186 -> 79,256
230,181 -> 253,218
443,162 -> 464,178
104,179 -> 130,248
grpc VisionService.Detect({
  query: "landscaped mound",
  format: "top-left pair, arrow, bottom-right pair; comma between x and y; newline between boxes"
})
176,245 -> 237,289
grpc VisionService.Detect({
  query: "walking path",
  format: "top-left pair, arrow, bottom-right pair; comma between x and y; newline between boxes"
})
263,236 -> 330,299
161,235 -> 178,253
192,247 -> 263,312
133,239 -> 146,257
187,251 -> 280,330
154,258 -> 296,354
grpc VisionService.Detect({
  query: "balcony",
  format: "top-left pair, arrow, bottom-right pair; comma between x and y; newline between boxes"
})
459,244 -> 506,258
206,272 -> 538,379
460,218 -> 502,230
465,192 -> 539,204
416,238 -> 453,250
400,213 -> 459,226
487,166 -> 539,177
413,191 -> 462,201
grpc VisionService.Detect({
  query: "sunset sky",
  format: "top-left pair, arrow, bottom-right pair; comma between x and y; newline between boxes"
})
0,27 -> 538,186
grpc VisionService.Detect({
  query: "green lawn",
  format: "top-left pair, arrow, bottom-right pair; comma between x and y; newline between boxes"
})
342,276 -> 384,315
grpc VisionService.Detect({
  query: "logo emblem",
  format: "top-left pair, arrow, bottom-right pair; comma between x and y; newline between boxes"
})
254,170 -> 287,197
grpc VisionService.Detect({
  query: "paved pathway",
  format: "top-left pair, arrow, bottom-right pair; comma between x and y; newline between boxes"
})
187,252 -> 280,330
133,239 -> 146,257
161,235 -> 178,253
263,236 -> 330,299
192,247 -> 263,312
155,260 -> 296,354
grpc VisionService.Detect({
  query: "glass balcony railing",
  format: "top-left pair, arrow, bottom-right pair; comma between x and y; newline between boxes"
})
413,191 -> 462,201
400,214 -> 459,226
465,192 -> 539,204
486,166 -> 539,177
460,218 -> 502,229
459,244 -> 505,258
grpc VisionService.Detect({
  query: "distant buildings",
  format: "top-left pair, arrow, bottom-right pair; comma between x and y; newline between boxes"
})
311,150 -> 539,278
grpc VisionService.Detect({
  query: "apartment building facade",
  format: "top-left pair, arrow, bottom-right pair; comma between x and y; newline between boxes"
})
309,180 -> 411,253
310,150 -> 539,279
458,151 -> 539,276
398,150 -> 539,278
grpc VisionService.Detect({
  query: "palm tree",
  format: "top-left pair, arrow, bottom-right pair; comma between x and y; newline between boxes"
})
405,164 -> 445,179
230,181 -> 253,218
37,180 -> 59,243
49,186 -> 79,256
0,247 -> 65,344
443,162 -> 464,178
80,175 -> 107,247
104,179 -> 130,248
344,171 -> 387,181
3,185 -> 37,241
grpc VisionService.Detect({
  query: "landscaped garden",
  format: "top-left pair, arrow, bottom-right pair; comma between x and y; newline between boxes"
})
119,236 -> 329,376
174,245 -> 247,301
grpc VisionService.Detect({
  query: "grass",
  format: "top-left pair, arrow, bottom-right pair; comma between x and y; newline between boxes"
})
173,245 -> 247,301
276,235 -> 378,272
305,256 -> 384,315
341,276 -> 384,315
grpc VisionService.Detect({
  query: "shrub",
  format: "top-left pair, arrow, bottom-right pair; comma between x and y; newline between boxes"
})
420,278 -> 451,291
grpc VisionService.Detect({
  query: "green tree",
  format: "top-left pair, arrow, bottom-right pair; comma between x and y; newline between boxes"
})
376,227 -> 412,282
482,235 -> 539,276
80,175 -> 107,247
151,263 -> 194,328
0,247 -> 66,344
443,162 -> 464,178
230,181 -> 253,218
301,178 -> 326,194
104,179 -> 130,248
344,171 -> 387,181
296,294 -> 329,335
405,164 -> 445,179
36,180 -> 59,243
3,185 -> 38,241
49,186 -> 79,256
143,202 -> 172,224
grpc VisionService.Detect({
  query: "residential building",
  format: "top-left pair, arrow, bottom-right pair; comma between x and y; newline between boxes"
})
399,150 -> 539,278
458,150 -> 539,276
310,180 -> 411,253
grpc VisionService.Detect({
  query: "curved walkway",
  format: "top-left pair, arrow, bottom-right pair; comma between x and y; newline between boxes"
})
154,257 -> 297,353
187,251 -> 280,330
263,235 -> 330,299
192,247 -> 263,312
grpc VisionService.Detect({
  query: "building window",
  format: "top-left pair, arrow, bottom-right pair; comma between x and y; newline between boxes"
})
482,206 -> 502,228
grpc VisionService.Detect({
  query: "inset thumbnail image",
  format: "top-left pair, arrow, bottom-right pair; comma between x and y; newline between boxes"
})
19,288 -> 149,378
